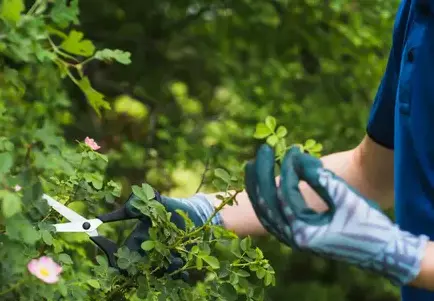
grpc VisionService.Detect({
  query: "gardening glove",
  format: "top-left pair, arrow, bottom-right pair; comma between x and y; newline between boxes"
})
245,144 -> 429,286
123,190 -> 223,279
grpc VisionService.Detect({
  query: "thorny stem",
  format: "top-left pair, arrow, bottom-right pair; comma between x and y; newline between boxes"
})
195,153 -> 212,194
107,278 -> 134,300
26,0 -> 45,16
169,191 -> 241,249
47,36 -> 80,63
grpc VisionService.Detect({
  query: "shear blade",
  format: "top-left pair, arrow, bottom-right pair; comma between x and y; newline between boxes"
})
42,194 -> 88,223
53,219 -> 103,234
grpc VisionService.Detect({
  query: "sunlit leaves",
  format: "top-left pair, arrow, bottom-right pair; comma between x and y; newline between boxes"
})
0,152 -> 13,175
77,77 -> 110,116
94,49 -> 131,65
60,30 -> 95,57
132,183 -> 155,201
0,190 -> 21,217
0,0 -> 24,24
141,240 -> 155,251
50,0 -> 79,28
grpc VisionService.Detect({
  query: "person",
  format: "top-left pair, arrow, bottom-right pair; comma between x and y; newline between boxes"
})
125,1 -> 434,300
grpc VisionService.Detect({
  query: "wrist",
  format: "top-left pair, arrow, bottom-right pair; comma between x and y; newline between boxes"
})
375,228 -> 429,286
186,193 -> 224,227
410,240 -> 434,290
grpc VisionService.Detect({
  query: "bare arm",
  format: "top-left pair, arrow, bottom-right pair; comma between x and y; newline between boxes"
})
412,242 -> 434,290
210,135 -> 394,236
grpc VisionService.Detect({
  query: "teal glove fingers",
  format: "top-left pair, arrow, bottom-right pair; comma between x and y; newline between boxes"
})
279,148 -> 429,286
279,147 -> 334,226
245,145 -> 294,246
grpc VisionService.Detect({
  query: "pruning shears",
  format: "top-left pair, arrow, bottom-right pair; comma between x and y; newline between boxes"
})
42,193 -> 149,268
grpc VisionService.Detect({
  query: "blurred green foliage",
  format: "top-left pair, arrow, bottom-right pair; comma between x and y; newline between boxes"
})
1,0 -> 402,300
69,1 -> 401,299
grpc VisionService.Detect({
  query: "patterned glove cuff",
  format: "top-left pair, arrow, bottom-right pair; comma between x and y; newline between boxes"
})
189,193 -> 224,227
376,228 -> 429,286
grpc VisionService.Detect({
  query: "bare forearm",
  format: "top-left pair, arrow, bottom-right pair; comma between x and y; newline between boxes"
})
411,241 -> 434,290
208,137 -> 393,236
214,149 -> 358,236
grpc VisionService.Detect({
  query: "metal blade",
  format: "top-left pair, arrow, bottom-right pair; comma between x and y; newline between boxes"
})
53,222 -> 87,232
42,194 -> 87,223
52,219 -> 103,237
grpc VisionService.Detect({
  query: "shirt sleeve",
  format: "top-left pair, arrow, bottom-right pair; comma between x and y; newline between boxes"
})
366,0 -> 411,150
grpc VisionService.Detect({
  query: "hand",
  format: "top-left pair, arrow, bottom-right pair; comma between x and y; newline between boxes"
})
122,190 -> 223,279
245,144 -> 429,286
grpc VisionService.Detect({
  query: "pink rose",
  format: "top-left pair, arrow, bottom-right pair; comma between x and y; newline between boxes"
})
27,256 -> 62,284
84,136 -> 101,151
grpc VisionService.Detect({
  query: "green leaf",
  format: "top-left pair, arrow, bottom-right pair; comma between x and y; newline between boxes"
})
83,172 -> 103,190
58,253 -> 73,265
175,209 -> 194,230
50,0 -> 79,28
141,240 -> 155,251
141,183 -> 155,200
229,273 -> 239,285
218,261 -> 231,278
132,184 -> 155,201
276,126 -> 288,138
310,143 -> 323,153
256,268 -> 266,279
196,256 -> 203,270
0,152 -> 13,175
41,230 -> 53,245
304,139 -> 316,149
253,123 -> 272,139
240,236 -> 252,252
0,0 -> 24,23
230,239 -> 242,258
214,168 -> 231,183
191,245 -> 199,254
235,268 -> 250,277
94,49 -> 132,65
77,77 -> 110,116
0,190 -> 21,217
60,30 -> 95,57
5,214 -> 39,245
266,135 -> 279,147
96,255 -> 108,267
264,273 -> 273,286
87,279 -> 100,289
265,116 -> 277,131
117,258 -> 130,269
218,283 -> 237,301
202,255 -> 220,269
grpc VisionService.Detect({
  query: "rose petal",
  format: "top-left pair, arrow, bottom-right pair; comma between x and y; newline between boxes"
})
41,274 -> 59,284
27,260 -> 38,274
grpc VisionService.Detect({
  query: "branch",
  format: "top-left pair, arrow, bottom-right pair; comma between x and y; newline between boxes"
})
195,152 -> 212,193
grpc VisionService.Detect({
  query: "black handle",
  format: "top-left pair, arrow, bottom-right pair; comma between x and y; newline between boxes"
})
97,206 -> 136,223
98,190 -> 162,223
90,236 -> 119,268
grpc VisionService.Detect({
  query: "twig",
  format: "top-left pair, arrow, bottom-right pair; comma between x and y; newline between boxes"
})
195,155 -> 212,193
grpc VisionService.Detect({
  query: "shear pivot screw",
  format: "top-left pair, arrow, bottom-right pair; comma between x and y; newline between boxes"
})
82,222 -> 91,230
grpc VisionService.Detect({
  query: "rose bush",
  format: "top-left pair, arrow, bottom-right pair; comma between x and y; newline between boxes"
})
0,1 -> 284,300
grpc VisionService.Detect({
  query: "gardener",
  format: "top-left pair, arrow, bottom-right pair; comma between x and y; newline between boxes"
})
126,1 -> 434,300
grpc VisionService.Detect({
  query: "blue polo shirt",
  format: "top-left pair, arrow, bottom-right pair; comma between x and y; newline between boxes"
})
367,0 -> 434,300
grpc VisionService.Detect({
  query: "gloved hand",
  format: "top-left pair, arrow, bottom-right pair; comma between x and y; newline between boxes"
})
245,144 -> 429,286
122,190 -> 223,279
